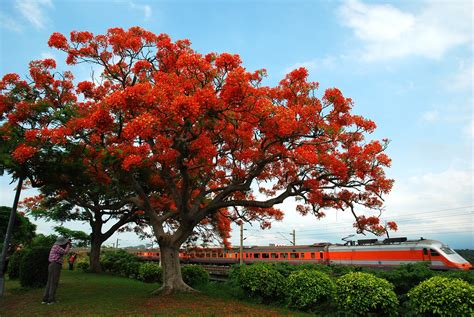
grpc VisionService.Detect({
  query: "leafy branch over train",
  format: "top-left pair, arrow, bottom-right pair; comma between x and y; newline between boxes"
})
1,27 -> 396,293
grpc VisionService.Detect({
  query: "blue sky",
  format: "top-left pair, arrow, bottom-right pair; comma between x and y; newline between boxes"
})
0,0 -> 472,248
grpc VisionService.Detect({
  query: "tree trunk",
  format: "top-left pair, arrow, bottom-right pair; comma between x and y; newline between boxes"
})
154,241 -> 194,295
89,236 -> 102,273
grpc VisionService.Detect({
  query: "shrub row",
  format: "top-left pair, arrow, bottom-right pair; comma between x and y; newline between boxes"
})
6,247 -> 50,288
231,263 -> 474,316
97,250 -> 209,287
8,249 -> 209,289
100,250 -> 144,279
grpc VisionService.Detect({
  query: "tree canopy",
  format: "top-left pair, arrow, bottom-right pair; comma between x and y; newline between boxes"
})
0,206 -> 36,248
0,27 -> 395,292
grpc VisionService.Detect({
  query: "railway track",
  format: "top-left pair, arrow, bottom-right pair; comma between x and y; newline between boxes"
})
199,265 -> 230,281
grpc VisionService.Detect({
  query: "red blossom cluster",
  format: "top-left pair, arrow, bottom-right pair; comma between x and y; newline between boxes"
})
11,144 -> 37,163
354,215 -> 398,236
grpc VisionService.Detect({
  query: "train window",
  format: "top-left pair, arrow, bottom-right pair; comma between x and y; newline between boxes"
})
320,252 -> 324,259
430,249 -> 440,256
254,253 -> 260,258
300,253 -> 305,258
280,253 -> 288,259
311,253 -> 315,259
271,253 -> 278,259
441,246 -> 455,254
262,253 -> 269,259
423,248 -> 428,255
290,253 -> 299,259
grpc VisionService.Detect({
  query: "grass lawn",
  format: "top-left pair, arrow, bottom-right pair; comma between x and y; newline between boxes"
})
0,271 -> 310,316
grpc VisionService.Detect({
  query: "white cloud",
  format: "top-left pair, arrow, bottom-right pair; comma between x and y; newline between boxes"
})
15,0 -> 53,29
421,110 -> 439,123
419,95 -> 472,128
130,2 -> 152,20
283,56 -> 338,75
464,119 -> 474,139
0,11 -> 22,32
449,59 -> 473,91
338,0 -> 473,61
386,168 -> 473,211
382,168 -> 473,246
40,51 -> 55,60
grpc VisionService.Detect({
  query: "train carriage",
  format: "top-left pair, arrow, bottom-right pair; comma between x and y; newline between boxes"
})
133,237 -> 472,271
327,238 -> 472,270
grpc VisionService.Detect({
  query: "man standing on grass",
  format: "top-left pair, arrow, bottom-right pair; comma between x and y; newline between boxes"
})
42,237 -> 71,304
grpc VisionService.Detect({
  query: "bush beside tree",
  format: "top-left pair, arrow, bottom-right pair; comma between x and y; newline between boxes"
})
408,276 -> 474,316
19,247 -> 50,288
123,261 -> 141,279
6,249 -> 26,279
100,250 -> 142,276
138,262 -> 162,283
181,265 -> 209,287
237,263 -> 285,303
335,272 -> 399,316
286,269 -> 334,311
372,263 -> 434,295
76,259 -> 90,272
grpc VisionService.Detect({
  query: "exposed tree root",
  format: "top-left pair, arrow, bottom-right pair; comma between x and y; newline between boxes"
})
151,283 -> 198,296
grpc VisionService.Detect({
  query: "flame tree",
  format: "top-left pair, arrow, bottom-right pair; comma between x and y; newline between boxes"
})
1,27 -> 395,293
0,59 -> 149,273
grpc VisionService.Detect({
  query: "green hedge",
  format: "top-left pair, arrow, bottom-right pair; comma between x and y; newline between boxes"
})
19,247 -> 50,288
408,276 -> 474,316
371,263 -> 434,294
138,262 -> 162,283
286,269 -> 334,311
335,272 -> 399,316
7,249 -> 26,279
182,264 -> 209,287
237,263 -> 285,302
100,250 -> 143,277
76,259 -> 90,272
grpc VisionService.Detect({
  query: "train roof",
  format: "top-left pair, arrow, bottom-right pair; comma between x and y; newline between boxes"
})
142,238 -> 447,252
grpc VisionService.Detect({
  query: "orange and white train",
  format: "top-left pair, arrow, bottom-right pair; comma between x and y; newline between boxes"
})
135,237 -> 472,270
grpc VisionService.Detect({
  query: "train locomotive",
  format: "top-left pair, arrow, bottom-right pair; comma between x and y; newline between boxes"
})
135,237 -> 472,270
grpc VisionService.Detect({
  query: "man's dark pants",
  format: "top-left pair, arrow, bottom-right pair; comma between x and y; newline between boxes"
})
42,262 -> 62,303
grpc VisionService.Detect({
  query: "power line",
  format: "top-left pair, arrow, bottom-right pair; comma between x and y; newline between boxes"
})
299,229 -> 472,237
281,211 -> 473,233
238,207 -> 473,242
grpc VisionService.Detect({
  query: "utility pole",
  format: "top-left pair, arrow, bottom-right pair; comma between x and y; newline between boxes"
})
115,238 -> 120,249
290,229 -> 296,246
0,176 -> 24,296
239,223 -> 244,266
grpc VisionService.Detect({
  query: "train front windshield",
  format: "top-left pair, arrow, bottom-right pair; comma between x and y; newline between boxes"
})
440,246 -> 455,254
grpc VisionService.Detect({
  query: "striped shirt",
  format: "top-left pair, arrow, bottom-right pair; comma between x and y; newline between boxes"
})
48,244 -> 70,264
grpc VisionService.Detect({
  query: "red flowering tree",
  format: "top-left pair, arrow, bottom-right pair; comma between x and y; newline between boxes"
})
2,27 -> 395,293
0,60 -> 146,273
